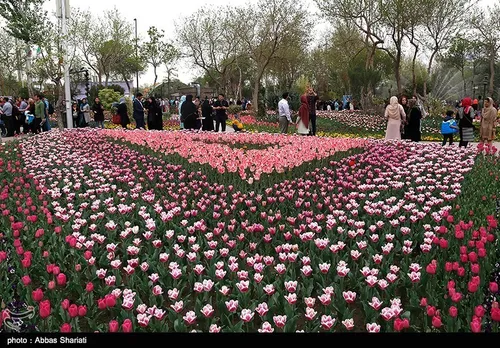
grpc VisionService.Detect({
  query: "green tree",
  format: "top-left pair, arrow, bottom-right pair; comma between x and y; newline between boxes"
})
0,0 -> 49,94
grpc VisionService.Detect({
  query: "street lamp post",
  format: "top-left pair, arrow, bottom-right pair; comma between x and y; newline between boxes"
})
134,19 -> 139,96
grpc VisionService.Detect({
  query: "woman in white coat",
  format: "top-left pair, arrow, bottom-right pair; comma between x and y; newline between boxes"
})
385,96 -> 406,140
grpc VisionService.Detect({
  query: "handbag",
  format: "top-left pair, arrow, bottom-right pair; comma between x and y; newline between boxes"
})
112,114 -> 121,124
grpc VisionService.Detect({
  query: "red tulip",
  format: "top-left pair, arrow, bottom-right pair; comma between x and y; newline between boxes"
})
121,319 -> 133,333
60,323 -> 71,333
39,300 -> 51,319
61,299 -> 70,310
85,282 -> 94,292
109,320 -> 119,333
468,252 -> 478,263
489,282 -> 499,293
97,299 -> 107,310
474,305 -> 485,318
32,288 -> 43,302
426,306 -> 436,317
22,275 -> 31,286
105,295 -> 116,308
68,304 -> 78,318
56,273 -> 67,286
420,298 -> 428,307
448,306 -> 458,318
444,262 -> 453,272
78,305 -> 87,317
431,316 -> 442,328
470,319 -> 481,333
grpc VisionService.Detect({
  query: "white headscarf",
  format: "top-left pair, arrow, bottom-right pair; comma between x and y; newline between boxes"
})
386,96 -> 402,121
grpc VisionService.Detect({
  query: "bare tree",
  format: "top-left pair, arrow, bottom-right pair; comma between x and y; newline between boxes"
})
315,0 -> 386,107
234,0 -> 309,112
176,8 -> 241,94
420,0 -> 475,97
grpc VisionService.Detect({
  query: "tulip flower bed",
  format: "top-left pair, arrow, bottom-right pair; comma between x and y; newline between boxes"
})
103,130 -> 367,183
0,129 -> 499,333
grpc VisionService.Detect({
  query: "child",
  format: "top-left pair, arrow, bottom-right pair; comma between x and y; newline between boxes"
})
441,110 -> 459,146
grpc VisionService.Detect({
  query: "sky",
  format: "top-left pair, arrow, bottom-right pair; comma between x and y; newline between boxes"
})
43,0 -> 496,88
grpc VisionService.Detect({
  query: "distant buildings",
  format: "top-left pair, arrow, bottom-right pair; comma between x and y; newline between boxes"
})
73,81 -> 135,100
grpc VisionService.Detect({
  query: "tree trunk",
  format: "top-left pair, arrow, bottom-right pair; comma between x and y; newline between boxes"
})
395,47 -> 402,96
412,45 -> 418,98
252,78 -> 260,114
237,66 -> 242,101
462,69 -> 466,97
489,50 -> 495,96
123,77 -> 131,93
153,66 -> 158,87
424,48 -> 437,98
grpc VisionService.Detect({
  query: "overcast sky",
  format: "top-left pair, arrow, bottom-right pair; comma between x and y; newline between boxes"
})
44,0 -> 495,87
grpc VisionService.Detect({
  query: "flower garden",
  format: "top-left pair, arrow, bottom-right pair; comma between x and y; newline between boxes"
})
0,128 -> 499,333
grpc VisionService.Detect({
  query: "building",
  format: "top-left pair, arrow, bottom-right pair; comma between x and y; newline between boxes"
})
171,86 -> 218,99
73,81 -> 135,100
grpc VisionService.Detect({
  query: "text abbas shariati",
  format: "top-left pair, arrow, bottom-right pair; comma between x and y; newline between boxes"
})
34,336 -> 87,344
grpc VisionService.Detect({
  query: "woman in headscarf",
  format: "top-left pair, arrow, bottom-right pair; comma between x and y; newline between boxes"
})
405,99 -> 422,142
178,95 -> 186,130
458,97 -> 474,148
201,97 -> 214,131
117,97 -> 130,129
400,96 -> 410,139
384,96 -> 406,140
480,97 -> 497,146
147,97 -> 163,130
180,95 -> 198,130
296,94 -> 310,135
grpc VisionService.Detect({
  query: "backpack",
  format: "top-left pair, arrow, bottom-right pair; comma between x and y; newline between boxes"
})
48,103 -> 54,115
12,104 -> 20,117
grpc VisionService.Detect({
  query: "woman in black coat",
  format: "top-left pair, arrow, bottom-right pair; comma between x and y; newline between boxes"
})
180,95 -> 198,130
117,98 -> 130,129
147,97 -> 163,130
406,99 -> 422,142
201,97 -> 214,131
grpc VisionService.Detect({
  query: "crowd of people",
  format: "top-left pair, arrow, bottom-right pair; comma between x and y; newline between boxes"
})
0,95 -> 53,137
384,95 -> 498,147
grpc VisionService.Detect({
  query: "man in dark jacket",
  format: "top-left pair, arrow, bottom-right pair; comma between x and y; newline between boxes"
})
133,93 -> 145,129
213,93 -> 229,132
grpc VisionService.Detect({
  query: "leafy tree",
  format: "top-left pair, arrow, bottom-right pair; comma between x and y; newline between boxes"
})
0,0 -> 49,94
141,26 -> 179,87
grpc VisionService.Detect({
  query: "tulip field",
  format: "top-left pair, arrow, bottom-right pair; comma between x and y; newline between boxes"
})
0,128 -> 499,333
